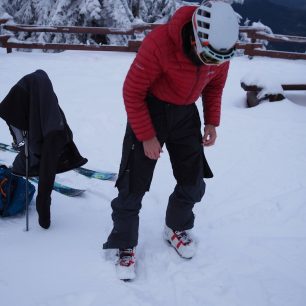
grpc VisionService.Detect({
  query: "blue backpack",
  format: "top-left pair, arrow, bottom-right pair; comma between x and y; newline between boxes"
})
0,165 -> 36,217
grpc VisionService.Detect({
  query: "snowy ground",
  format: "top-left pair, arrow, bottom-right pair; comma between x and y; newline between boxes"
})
0,48 -> 306,306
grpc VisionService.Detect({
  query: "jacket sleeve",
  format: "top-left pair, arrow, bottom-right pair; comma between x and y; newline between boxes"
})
202,62 -> 229,127
123,33 -> 163,141
36,131 -> 66,217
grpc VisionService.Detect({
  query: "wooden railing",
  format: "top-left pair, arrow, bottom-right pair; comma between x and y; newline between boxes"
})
0,22 -> 263,54
239,26 -> 306,60
1,20 -> 305,60
0,19 -> 161,53
0,18 -> 10,24
0,18 -> 11,52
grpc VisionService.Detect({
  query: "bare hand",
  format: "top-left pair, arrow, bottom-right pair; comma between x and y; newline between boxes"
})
143,137 -> 163,160
203,124 -> 217,146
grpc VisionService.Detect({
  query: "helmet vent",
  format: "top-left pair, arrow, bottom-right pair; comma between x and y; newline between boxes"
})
198,9 -> 211,18
197,21 -> 210,29
199,32 -> 209,39
204,2 -> 212,8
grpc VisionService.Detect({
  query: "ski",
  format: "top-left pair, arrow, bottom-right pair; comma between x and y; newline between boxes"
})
0,142 -> 117,181
0,143 -> 85,197
73,167 -> 117,181
29,177 -> 85,197
0,160 -> 85,197
0,142 -> 16,153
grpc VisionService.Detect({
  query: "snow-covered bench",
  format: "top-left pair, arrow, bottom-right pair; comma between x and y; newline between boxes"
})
241,82 -> 306,107
240,70 -> 306,109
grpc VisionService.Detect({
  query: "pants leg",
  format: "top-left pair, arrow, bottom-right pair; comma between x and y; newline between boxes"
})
103,174 -> 145,249
166,179 -> 206,231
103,124 -> 160,249
165,103 -> 209,231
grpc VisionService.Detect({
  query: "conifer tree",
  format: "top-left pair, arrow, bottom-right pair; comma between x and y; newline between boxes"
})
0,0 -> 244,48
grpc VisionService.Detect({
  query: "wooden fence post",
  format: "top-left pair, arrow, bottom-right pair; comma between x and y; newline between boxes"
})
0,35 -> 12,53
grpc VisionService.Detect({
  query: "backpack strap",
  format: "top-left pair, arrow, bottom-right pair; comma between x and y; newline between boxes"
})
0,177 -> 8,197
0,165 -> 8,198
0,166 -> 14,216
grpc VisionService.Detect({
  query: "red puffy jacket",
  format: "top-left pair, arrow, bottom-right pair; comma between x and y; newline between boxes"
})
123,6 -> 229,141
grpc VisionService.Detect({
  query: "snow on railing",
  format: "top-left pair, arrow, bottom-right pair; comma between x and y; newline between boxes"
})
0,22 -> 305,60
239,26 -> 306,60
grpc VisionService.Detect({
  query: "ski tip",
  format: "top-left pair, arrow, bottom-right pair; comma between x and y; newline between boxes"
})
108,174 -> 118,182
57,188 -> 86,197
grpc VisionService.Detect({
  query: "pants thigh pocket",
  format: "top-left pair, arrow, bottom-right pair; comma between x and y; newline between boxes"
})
115,124 -> 157,193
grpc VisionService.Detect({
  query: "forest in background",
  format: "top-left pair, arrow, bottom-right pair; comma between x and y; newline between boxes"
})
0,0 -> 242,46
1,0 -> 305,52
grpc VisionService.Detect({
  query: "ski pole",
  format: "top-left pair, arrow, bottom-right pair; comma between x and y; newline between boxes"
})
23,131 -> 29,231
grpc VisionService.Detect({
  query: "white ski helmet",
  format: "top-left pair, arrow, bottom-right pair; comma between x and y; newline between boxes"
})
192,0 -> 239,64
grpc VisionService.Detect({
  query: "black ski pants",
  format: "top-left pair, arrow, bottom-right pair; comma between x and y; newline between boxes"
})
103,95 -> 213,249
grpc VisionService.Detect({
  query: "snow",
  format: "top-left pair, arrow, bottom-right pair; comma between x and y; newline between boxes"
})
241,61 -> 306,98
0,12 -> 12,20
0,49 -> 306,306
242,72 -> 284,98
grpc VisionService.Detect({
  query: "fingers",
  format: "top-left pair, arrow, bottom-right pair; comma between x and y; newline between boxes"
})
144,147 -> 162,160
203,126 -> 217,147
144,146 -> 163,159
143,137 -> 163,160
202,136 -> 216,146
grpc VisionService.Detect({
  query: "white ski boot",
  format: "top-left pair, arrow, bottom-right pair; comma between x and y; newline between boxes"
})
116,248 -> 136,281
164,225 -> 196,259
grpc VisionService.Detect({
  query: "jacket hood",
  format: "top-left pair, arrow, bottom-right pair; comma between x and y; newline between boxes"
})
0,69 -> 60,131
167,6 -> 197,52
0,84 -> 29,130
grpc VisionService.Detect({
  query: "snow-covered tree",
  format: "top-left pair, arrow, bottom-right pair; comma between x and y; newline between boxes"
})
80,0 -> 102,22
100,0 -> 133,45
0,2 -> 7,18
0,0 -> 243,50
101,0 -> 132,28
250,21 -> 273,49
